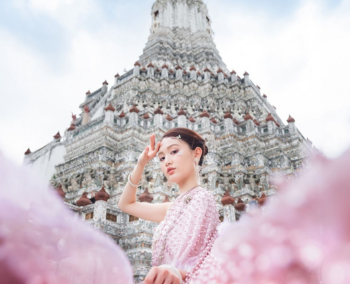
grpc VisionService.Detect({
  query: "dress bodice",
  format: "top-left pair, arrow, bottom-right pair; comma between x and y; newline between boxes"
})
151,186 -> 220,275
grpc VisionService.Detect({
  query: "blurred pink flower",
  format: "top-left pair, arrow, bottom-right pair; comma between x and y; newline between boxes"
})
191,151 -> 350,284
0,155 -> 133,284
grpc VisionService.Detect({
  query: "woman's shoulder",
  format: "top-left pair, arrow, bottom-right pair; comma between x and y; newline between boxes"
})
196,186 -> 214,196
187,187 -> 219,217
191,187 -> 216,203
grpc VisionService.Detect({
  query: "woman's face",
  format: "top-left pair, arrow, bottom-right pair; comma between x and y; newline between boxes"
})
157,137 -> 200,185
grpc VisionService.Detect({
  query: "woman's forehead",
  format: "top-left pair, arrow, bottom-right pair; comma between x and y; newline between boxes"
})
158,137 -> 183,153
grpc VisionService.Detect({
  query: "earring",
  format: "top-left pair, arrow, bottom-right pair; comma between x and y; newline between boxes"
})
194,158 -> 202,181
197,164 -> 202,177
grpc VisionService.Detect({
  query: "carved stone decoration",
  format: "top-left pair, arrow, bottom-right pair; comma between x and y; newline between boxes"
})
82,169 -> 95,189
235,198 -> 246,212
104,165 -> 119,190
139,188 -> 154,203
223,204 -> 236,222
260,175 -> 270,192
68,176 -> 80,192
221,190 -> 235,206
56,184 -> 66,199
231,153 -> 241,166
61,183 -> 69,193
248,175 -> 257,193
76,192 -> 92,206
95,186 -> 111,202
235,173 -> 244,190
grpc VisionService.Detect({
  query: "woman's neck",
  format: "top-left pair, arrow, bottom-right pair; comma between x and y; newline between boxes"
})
177,175 -> 201,195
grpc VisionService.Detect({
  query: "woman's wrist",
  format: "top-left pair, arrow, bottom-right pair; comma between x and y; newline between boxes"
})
127,163 -> 145,187
128,173 -> 140,188
137,160 -> 147,168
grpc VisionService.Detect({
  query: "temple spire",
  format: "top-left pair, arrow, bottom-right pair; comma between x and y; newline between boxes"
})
139,0 -> 227,71
151,0 -> 211,34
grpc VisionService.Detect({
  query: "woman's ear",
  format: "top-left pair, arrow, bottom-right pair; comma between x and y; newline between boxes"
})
194,147 -> 203,160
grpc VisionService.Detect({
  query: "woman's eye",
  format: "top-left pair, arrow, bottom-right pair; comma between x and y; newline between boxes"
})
171,150 -> 178,154
159,157 -> 164,162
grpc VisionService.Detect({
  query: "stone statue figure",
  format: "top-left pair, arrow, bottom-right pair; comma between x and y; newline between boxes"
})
104,165 -> 119,190
82,170 -> 95,189
68,177 -> 80,192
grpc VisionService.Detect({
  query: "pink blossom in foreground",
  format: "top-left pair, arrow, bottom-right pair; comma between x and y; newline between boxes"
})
2,149 -> 350,284
191,151 -> 350,284
0,153 -> 133,284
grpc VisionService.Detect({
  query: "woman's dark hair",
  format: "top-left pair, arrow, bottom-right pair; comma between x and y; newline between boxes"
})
161,128 -> 209,166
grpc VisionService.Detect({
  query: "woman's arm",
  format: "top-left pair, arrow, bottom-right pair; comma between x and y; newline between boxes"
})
118,134 -> 172,223
118,161 -> 171,223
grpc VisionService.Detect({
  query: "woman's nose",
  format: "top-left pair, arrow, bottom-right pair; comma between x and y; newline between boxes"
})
165,155 -> 172,166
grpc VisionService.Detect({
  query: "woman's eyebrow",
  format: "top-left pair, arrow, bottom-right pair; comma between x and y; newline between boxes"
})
157,144 -> 180,156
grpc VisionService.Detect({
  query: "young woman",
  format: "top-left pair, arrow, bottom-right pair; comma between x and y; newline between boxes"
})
118,128 -> 220,284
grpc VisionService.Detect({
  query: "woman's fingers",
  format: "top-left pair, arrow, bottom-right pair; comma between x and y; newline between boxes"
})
142,136 -> 160,162
149,142 -> 161,158
164,274 -> 178,284
144,267 -> 158,284
150,134 -> 155,151
144,266 -> 179,284
155,142 -> 161,153
155,268 -> 169,284
139,139 -> 160,165
144,146 -> 149,158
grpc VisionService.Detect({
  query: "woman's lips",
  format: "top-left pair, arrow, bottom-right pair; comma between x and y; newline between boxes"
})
168,169 -> 176,175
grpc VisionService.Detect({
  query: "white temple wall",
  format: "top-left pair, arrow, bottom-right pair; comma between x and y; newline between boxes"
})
27,144 -> 66,182
92,105 -> 104,120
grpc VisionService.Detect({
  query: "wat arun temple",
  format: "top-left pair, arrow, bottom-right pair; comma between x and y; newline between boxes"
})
24,0 -> 313,282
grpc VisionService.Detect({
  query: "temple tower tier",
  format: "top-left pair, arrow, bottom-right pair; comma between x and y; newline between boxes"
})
140,0 -> 227,72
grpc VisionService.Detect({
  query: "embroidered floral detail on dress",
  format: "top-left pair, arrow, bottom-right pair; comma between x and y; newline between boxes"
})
184,196 -> 192,204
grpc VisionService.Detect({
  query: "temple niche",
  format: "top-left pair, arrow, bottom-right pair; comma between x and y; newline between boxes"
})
24,0 -> 314,282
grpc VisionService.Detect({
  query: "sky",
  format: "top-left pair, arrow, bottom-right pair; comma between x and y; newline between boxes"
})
0,0 -> 349,166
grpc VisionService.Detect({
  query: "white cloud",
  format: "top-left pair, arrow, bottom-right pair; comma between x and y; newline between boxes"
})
13,0 -> 75,13
13,0 -> 100,30
0,1 -> 148,165
28,0 -> 69,12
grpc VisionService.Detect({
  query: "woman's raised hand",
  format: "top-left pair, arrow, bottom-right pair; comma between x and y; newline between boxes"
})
144,266 -> 182,284
138,134 -> 161,167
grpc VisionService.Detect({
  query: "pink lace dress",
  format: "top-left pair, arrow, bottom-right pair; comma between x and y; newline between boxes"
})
151,186 -> 220,283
